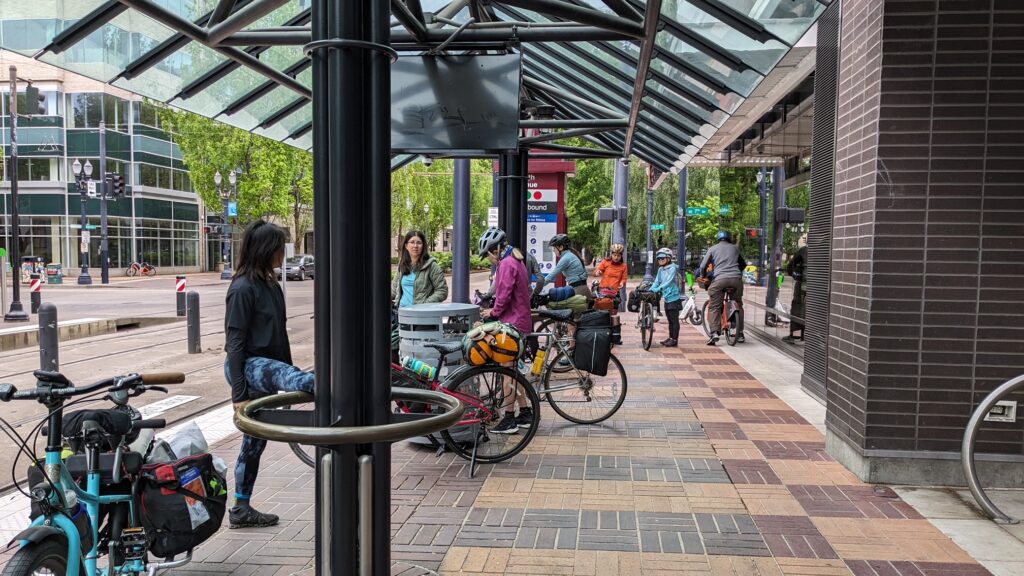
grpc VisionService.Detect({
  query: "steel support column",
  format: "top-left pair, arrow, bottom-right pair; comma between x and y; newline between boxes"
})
313,0 -> 391,574
757,167 -> 767,287
99,121 -> 109,284
765,165 -> 785,319
677,167 -> 687,267
612,158 -> 629,310
644,185 -> 654,282
453,158 -> 471,303
517,152 -> 529,251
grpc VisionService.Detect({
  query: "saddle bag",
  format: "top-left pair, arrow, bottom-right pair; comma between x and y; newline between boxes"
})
574,310 -> 612,376
139,453 -> 227,559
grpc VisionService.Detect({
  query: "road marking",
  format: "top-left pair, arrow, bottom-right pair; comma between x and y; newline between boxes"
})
138,395 -> 200,418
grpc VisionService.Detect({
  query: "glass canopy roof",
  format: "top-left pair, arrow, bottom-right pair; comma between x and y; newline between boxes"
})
0,0 -> 828,172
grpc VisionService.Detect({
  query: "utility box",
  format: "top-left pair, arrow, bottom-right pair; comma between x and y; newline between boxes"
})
46,264 -> 64,285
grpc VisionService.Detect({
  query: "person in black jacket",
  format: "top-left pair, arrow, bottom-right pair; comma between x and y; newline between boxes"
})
783,237 -> 807,343
224,220 -> 314,528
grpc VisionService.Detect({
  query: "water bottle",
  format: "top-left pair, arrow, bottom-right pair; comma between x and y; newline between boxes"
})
530,347 -> 547,376
401,356 -> 437,380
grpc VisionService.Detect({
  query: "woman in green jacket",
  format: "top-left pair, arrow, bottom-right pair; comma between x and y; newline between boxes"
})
392,230 -> 448,307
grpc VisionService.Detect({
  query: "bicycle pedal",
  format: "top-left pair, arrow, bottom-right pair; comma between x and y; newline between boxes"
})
119,527 -> 148,561
434,444 -> 447,458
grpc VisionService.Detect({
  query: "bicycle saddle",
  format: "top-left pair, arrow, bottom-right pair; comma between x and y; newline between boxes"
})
423,341 -> 463,355
536,309 -> 574,321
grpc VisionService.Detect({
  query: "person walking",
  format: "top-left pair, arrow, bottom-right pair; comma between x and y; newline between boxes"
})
545,234 -> 591,299
224,220 -> 314,528
783,236 -> 807,343
477,227 -> 534,434
698,230 -> 747,346
649,248 -> 683,347
392,229 -> 448,308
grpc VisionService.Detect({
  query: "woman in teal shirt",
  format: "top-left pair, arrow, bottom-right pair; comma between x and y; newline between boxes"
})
649,248 -> 682,347
391,230 -> 448,308
545,234 -> 591,299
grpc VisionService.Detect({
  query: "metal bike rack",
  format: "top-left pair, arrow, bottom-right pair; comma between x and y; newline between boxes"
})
234,387 -> 465,576
961,373 -> 1024,525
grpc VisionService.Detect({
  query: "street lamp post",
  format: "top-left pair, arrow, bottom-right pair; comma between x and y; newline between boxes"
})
4,66 -> 29,321
73,158 -> 94,286
216,171 -> 234,280
423,203 -> 430,250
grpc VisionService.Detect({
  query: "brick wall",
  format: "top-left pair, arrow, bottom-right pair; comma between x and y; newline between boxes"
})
826,0 -> 1024,459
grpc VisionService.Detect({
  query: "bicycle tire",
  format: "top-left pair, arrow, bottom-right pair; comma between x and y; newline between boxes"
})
440,365 -> 540,464
640,302 -> 654,351
124,266 -> 136,277
688,304 -> 704,326
144,266 -> 157,277
701,300 -> 713,337
0,537 -> 72,576
727,306 -> 742,346
542,350 -> 627,425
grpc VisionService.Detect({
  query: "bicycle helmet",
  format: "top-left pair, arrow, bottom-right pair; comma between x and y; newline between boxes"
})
549,234 -> 570,249
716,230 -> 732,242
655,248 -> 673,260
609,243 -> 625,255
478,227 -> 507,257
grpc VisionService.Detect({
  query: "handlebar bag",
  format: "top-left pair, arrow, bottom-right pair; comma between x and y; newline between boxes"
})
140,453 -> 227,559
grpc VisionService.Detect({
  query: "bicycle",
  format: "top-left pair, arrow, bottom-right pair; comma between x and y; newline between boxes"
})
635,289 -> 658,351
681,284 -> 704,327
702,286 -> 743,346
290,342 -> 540,474
529,309 -> 627,424
0,370 -> 189,576
124,262 -> 156,277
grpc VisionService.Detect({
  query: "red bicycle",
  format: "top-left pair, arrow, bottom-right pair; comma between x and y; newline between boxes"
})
124,261 -> 156,277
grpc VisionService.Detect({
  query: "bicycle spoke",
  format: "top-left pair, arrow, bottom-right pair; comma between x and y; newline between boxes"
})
543,351 -> 627,424
442,366 -> 539,463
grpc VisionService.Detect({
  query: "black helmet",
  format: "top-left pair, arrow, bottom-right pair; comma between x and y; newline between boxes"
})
716,230 -> 732,242
478,227 -> 506,257
549,234 -> 570,248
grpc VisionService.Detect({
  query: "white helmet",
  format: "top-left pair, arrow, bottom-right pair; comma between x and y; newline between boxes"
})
478,227 -> 506,257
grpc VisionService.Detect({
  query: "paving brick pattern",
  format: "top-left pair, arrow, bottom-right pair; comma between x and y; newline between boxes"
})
0,321 -> 992,575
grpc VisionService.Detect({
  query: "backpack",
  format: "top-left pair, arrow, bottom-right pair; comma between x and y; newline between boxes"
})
139,454 -> 227,559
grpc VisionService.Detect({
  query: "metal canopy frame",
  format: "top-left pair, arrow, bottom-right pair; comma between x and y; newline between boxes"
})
3,0 -> 827,171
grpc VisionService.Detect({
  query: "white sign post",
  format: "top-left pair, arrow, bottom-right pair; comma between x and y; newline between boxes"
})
487,207 -> 499,228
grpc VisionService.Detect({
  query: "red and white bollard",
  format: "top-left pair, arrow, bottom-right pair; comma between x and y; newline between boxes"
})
176,275 -> 187,317
30,273 -> 42,314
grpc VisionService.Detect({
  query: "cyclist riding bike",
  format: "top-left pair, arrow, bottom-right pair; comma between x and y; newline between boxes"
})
698,230 -> 747,346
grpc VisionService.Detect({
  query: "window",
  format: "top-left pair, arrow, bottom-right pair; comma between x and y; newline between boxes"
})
67,93 -> 128,130
15,157 -> 59,181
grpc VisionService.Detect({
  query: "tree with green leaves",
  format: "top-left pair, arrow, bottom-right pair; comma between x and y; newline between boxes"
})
156,105 -> 314,250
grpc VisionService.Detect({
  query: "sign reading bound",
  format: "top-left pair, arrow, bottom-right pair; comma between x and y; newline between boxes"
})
525,174 -> 559,271
686,207 -> 710,216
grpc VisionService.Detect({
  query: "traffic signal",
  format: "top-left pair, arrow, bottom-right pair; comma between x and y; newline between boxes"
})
109,173 -> 126,198
21,85 -> 45,115
746,228 -> 761,239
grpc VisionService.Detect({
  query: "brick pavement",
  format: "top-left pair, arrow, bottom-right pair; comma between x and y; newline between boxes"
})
0,316 -> 992,575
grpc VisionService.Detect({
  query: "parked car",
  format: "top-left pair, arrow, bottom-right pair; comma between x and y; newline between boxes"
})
277,254 -> 315,281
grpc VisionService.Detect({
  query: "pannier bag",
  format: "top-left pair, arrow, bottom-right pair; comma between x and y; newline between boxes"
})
463,321 -> 525,365
140,453 -> 227,558
547,294 -> 588,314
574,310 -> 612,376
626,287 -> 640,312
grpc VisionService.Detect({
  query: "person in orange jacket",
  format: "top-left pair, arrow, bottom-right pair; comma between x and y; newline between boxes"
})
595,243 -> 628,295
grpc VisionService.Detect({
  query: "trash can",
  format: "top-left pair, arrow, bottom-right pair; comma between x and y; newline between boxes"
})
397,302 -> 480,368
46,263 -> 64,285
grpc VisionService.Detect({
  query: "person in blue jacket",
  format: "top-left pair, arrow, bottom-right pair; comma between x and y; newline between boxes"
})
545,234 -> 591,299
649,247 -> 682,347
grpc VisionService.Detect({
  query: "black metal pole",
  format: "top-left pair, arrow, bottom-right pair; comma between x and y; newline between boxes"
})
677,167 -> 687,268
517,152 -> 529,251
99,120 -> 109,284
766,165 -> 786,319
758,167 -> 767,287
5,65 -> 28,321
220,191 -> 232,280
643,186 -> 654,282
186,291 -> 200,353
612,158 -> 628,309
453,158 -> 470,303
37,302 -> 58,372
77,173 -> 92,285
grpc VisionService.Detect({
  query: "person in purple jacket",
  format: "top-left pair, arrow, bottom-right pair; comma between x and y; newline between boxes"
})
477,227 -> 534,434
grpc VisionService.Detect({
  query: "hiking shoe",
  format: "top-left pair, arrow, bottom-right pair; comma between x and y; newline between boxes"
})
706,333 -> 720,346
736,334 -> 745,343
663,339 -> 678,347
229,506 -> 279,529
515,408 -> 535,428
659,338 -> 673,346
492,414 -> 519,434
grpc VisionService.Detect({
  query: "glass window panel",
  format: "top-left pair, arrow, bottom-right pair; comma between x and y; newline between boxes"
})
660,3 -> 788,75
113,42 -> 226,102
230,85 -> 300,131
714,0 -> 825,45
644,78 -> 730,127
654,30 -> 763,96
170,66 -> 268,125
253,102 -> 311,141
648,56 -> 744,113
1,18 -> 61,53
242,0 -> 307,30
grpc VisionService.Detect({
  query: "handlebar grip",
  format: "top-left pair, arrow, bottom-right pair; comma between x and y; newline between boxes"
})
132,419 -> 166,429
140,373 -> 185,385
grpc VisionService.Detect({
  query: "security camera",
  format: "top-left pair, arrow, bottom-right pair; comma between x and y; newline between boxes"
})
422,156 -> 433,167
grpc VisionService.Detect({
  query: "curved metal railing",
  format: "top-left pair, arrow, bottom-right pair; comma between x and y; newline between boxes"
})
233,387 -> 464,445
961,373 -> 1024,524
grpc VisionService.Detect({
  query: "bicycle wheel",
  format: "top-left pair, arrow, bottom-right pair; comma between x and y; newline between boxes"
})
688,301 -> 704,326
124,266 -> 136,277
640,302 -> 654,351
391,366 -> 444,449
440,365 -> 540,463
144,266 -> 157,277
542,350 -> 627,424
701,300 -> 713,337
1,538 -> 71,576
726,305 -> 742,346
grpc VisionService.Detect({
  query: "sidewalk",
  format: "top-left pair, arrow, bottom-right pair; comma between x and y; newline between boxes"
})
13,315 -> 993,576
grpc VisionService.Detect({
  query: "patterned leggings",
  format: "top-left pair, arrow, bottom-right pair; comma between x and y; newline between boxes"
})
226,357 -> 315,500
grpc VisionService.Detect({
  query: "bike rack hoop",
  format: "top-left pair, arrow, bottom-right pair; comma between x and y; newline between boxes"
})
962,373 -> 1024,525
234,387 -> 465,446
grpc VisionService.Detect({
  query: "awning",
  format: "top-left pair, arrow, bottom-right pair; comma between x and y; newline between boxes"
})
0,0 -> 830,173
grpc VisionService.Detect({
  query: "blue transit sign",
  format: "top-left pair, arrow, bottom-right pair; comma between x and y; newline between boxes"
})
720,205 -> 731,215
227,201 -> 238,217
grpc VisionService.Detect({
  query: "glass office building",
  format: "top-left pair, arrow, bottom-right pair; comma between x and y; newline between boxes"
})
1,52 -> 201,275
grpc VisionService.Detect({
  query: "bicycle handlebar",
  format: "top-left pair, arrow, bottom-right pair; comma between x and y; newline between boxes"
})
0,372 -> 184,402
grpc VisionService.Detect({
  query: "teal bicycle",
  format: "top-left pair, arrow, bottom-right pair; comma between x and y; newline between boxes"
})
0,370 -> 187,576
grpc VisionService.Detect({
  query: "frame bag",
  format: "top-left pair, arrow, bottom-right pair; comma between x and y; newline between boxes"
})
139,453 -> 227,558
574,310 -> 612,376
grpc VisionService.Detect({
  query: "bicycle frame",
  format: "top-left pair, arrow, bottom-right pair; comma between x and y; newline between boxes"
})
525,329 -> 589,395
391,362 -> 496,427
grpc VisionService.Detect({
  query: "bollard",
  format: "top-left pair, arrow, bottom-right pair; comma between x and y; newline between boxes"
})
38,302 -> 59,372
30,273 -> 41,314
187,290 -> 200,354
176,275 -> 187,317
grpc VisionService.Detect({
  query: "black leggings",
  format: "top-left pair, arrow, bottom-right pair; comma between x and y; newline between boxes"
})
664,300 -> 681,340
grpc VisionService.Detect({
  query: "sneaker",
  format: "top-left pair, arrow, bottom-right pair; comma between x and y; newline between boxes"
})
736,334 -> 745,343
659,338 -> 673,346
492,413 -> 519,434
706,333 -> 720,346
229,506 -> 279,529
663,339 -> 678,347
515,408 -> 535,428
